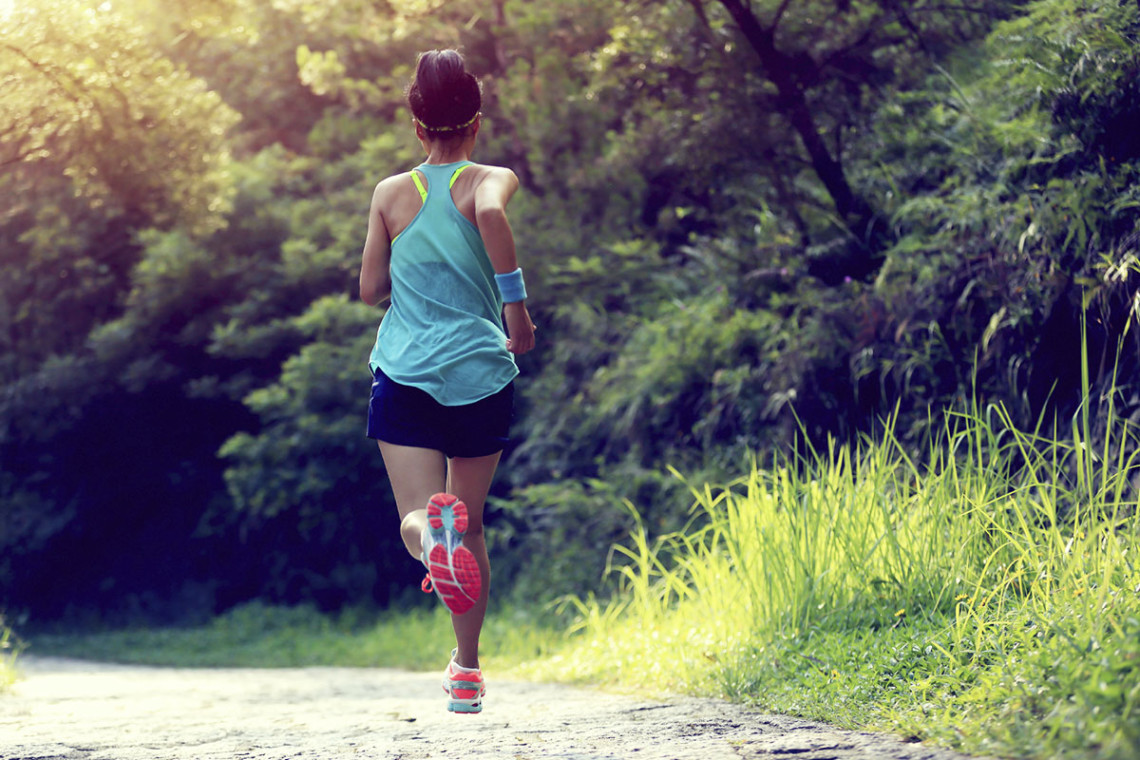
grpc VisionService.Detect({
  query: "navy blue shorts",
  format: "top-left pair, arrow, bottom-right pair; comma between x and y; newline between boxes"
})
367,368 -> 514,458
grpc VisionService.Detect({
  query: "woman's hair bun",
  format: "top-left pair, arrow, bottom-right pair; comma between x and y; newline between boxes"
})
407,50 -> 482,135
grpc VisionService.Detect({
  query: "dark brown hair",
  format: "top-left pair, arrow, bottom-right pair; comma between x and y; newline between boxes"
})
406,50 -> 482,138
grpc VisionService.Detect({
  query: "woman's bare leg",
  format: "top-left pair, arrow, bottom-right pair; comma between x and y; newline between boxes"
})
378,441 -> 501,670
444,451 -> 501,670
377,442 -> 447,560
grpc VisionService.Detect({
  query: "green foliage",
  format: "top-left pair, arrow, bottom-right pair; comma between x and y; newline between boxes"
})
27,601 -> 448,669
524,397 -> 1140,759
0,616 -> 20,691
4,0 -> 1140,650
210,293 -> 411,608
0,0 -> 240,382
492,463 -> 694,605
587,291 -> 778,461
0,0 -> 239,233
818,0 -> 1140,443
26,600 -> 558,673
218,296 -> 381,525
577,0 -> 1018,262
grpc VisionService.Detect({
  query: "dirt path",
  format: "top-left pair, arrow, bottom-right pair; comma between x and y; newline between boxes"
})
2,656 -> 983,760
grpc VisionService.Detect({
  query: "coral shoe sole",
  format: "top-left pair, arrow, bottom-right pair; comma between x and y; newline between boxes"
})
422,493 -> 481,615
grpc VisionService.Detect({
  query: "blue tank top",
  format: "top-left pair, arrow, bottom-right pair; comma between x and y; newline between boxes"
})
368,161 -> 518,406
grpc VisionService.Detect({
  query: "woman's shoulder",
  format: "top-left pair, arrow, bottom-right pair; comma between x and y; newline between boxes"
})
465,164 -> 519,200
466,163 -> 518,183
370,171 -> 419,207
374,170 -> 416,192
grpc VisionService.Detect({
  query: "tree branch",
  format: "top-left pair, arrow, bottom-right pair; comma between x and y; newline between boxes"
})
2,43 -> 85,106
765,158 -> 811,246
0,146 -> 44,170
881,0 -> 936,58
685,0 -> 713,31
817,10 -> 912,72
0,133 -> 36,168
714,0 -> 891,281
770,0 -> 796,32
1,42 -> 124,139
715,0 -> 862,220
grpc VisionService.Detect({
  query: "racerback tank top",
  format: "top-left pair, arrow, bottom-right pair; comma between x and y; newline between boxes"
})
368,161 -> 518,406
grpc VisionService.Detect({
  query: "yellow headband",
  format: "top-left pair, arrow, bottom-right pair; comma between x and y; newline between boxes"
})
416,111 -> 481,133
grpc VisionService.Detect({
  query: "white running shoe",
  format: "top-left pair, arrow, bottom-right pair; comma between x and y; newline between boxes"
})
419,493 -> 481,615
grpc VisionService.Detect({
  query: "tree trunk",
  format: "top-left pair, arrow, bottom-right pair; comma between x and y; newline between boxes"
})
714,0 -> 886,279
486,0 -> 538,192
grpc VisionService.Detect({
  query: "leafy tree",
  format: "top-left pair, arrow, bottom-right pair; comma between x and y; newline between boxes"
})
0,0 -> 238,233
216,295 -> 401,608
584,0 -> 1020,280
0,0 -> 239,384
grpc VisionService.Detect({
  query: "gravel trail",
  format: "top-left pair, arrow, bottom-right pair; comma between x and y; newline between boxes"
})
1,656 -> 985,760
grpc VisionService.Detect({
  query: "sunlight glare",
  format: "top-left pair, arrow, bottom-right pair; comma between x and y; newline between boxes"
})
0,0 -> 26,22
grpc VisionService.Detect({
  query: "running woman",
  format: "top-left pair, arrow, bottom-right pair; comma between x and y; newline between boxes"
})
358,49 -> 535,715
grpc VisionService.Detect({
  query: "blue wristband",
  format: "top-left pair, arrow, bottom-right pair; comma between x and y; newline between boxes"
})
494,267 -> 528,303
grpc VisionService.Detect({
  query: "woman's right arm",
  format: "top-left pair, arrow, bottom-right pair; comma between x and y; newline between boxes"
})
474,167 -> 534,355
473,167 -> 520,274
359,181 -> 392,306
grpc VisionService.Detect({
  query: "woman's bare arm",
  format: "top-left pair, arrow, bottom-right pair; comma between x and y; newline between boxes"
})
474,167 -> 520,275
359,181 -> 393,306
474,167 -> 534,355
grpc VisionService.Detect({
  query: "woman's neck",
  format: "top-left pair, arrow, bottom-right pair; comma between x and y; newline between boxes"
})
423,137 -> 474,165
424,147 -> 469,164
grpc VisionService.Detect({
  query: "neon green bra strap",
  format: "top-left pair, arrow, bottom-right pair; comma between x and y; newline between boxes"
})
410,165 -> 470,202
411,171 -> 427,202
449,164 -> 471,187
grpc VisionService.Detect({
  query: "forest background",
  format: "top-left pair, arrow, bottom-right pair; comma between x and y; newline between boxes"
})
2,0 -> 1139,634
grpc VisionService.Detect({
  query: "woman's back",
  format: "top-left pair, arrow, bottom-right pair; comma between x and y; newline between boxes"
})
368,160 -> 518,407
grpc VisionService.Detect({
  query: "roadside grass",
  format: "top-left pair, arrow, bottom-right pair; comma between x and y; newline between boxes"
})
0,617 -> 18,689
515,401 -> 1140,760
26,602 -> 556,674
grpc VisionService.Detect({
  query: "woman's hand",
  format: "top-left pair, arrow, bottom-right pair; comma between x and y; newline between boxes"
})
503,301 -> 536,355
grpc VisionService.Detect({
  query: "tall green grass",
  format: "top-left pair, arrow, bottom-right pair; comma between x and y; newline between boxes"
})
0,616 -> 18,689
520,403 -> 1140,760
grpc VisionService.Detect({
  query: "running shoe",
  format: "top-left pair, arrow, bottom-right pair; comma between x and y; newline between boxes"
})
442,649 -> 485,714
420,493 -> 481,615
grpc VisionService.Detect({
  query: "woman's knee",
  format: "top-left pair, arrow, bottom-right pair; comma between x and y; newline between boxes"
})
399,510 -> 426,554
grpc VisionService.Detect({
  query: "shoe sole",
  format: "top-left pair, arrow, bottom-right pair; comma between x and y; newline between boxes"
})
426,493 -> 481,615
446,676 -> 485,713
448,701 -> 482,713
